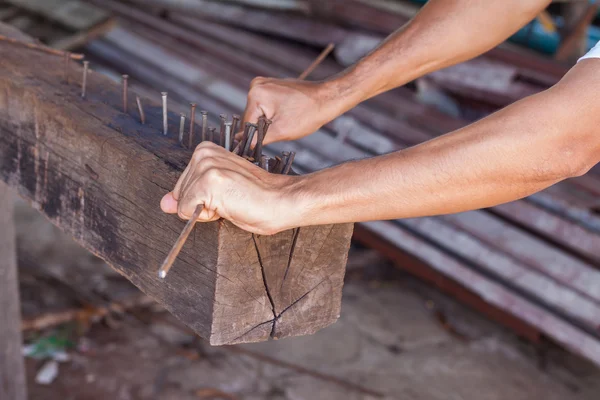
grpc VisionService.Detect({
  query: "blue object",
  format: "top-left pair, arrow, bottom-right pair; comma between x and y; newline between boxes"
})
409,0 -> 599,55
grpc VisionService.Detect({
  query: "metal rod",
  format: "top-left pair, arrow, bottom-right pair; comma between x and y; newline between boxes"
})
297,43 -> 335,80
64,51 -> 70,84
208,127 -> 216,143
158,204 -> 204,279
282,151 -> 296,175
0,34 -> 84,59
219,114 -> 227,148
242,124 -> 257,156
259,156 -> 268,170
122,74 -> 129,113
161,92 -> 168,135
136,95 -> 146,124
235,123 -> 251,155
81,61 -> 89,98
200,111 -> 208,142
188,103 -> 197,148
224,122 -> 232,151
231,114 -> 240,137
254,116 -> 266,160
179,113 -> 186,145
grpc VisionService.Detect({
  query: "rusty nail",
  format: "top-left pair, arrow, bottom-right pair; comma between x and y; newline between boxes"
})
200,111 -> 208,142
179,113 -> 186,146
188,103 -> 197,148
136,95 -> 145,124
81,61 -> 89,98
161,92 -> 168,135
208,127 -> 216,143
64,51 -> 71,84
224,122 -> 232,151
219,114 -> 227,148
282,152 -> 296,175
259,156 -> 268,170
122,75 -> 129,113
242,124 -> 257,157
231,114 -> 240,136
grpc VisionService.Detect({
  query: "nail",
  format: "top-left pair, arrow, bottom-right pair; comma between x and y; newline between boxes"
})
242,124 -> 257,157
231,114 -> 240,136
259,156 -> 268,170
272,156 -> 283,174
200,111 -> 208,142
81,61 -> 89,98
208,127 -> 216,143
64,51 -> 70,84
188,103 -> 197,148
136,95 -> 146,124
162,92 -> 168,135
254,116 -> 266,159
158,204 -> 204,279
282,151 -> 296,175
224,122 -> 232,151
236,123 -> 251,155
219,114 -> 227,148
122,75 -> 129,113
179,113 -> 186,146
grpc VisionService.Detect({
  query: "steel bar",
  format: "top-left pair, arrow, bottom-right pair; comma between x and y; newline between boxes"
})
242,124 -> 257,156
158,204 -> 204,279
162,92 -> 168,135
122,74 -> 129,113
201,110 -> 208,142
224,122 -> 232,151
0,34 -> 84,59
81,60 -> 89,98
179,113 -> 186,145
188,103 -> 197,148
136,95 -> 146,124
297,42 -> 335,80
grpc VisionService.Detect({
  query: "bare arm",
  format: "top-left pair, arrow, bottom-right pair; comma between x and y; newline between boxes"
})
161,61 -> 600,234
242,0 -> 552,143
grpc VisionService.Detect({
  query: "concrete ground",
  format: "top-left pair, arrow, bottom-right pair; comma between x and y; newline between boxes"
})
15,202 -> 600,400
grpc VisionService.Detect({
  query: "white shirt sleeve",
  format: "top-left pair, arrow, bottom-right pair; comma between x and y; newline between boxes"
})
578,40 -> 600,62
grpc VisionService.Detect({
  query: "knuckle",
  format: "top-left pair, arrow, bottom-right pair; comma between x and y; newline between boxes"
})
204,167 -> 225,183
250,76 -> 266,87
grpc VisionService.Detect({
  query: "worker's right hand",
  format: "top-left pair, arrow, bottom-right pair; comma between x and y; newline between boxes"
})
238,77 -> 339,145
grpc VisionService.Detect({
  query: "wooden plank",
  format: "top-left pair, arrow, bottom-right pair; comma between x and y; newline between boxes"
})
0,29 -> 352,345
0,182 -> 27,400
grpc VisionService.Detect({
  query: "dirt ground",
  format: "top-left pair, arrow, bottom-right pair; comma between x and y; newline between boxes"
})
14,201 -> 600,400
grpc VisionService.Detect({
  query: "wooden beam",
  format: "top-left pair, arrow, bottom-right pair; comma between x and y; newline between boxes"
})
0,182 -> 27,400
0,27 -> 353,345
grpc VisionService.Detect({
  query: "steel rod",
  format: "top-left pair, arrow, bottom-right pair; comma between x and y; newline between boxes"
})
158,204 -> 204,279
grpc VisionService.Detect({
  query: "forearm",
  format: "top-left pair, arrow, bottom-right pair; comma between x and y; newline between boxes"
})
319,0 -> 551,117
289,62 -> 600,228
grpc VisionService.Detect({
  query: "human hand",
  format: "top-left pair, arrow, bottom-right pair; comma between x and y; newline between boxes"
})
238,77 -> 339,145
160,142 -> 301,235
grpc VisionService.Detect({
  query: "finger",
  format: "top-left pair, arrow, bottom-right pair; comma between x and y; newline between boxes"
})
172,159 -> 195,201
160,192 -> 178,214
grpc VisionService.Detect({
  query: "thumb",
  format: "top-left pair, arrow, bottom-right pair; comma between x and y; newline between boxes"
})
160,192 -> 178,214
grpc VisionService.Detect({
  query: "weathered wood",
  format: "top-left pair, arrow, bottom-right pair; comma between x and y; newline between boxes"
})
0,29 -> 353,345
0,182 -> 27,400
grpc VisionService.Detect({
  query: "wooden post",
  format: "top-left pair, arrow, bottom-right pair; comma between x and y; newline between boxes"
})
0,26 -> 353,345
0,182 -> 27,400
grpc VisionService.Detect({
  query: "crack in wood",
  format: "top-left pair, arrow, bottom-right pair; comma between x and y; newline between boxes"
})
252,233 -> 277,338
280,227 -> 300,290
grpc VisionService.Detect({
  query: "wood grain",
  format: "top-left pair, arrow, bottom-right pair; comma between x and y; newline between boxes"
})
0,182 -> 27,400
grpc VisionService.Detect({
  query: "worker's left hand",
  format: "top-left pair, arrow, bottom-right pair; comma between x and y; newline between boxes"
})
160,142 -> 299,235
